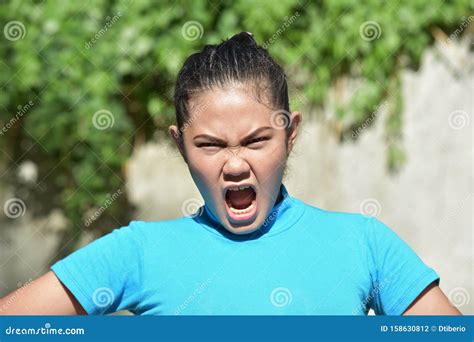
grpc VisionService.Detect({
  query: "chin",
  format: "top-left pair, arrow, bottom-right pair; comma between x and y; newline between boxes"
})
228,226 -> 258,235
222,216 -> 263,235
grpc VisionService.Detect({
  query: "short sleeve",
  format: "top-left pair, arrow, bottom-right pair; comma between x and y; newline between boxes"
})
50,220 -> 144,315
366,217 -> 440,315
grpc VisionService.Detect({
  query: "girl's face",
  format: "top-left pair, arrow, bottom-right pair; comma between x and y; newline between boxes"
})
169,85 -> 300,235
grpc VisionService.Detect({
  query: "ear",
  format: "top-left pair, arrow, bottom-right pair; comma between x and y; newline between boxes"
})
287,111 -> 301,155
168,125 -> 188,163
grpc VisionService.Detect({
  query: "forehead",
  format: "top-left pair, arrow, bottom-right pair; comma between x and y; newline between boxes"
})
187,86 -> 273,134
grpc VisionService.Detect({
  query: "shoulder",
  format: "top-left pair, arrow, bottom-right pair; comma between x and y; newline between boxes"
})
123,216 -> 202,242
292,197 -> 371,236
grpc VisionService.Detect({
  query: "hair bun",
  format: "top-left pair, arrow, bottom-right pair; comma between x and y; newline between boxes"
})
228,31 -> 257,47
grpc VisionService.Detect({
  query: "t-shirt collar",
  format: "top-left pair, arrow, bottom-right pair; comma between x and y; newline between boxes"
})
194,183 -> 305,241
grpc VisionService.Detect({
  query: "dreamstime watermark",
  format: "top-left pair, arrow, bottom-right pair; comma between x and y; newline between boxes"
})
3,197 -> 26,218
359,198 -> 381,218
436,193 -> 472,231
270,287 -> 292,308
92,109 -> 115,130
181,198 -> 204,218
262,198 -> 290,227
84,189 -> 123,227
352,278 -> 389,314
262,12 -> 300,49
181,21 -> 203,41
5,323 -> 85,336
177,102 -> 210,137
167,102 -> 210,158
92,287 -> 115,309
448,110 -> 470,130
84,11 -> 122,49
0,278 -> 33,313
446,16 -> 474,43
359,21 -> 381,41
270,109 -> 292,130
3,20 -> 26,41
448,287 -> 470,308
174,277 -> 213,315
0,100 -> 34,136
352,101 -> 388,138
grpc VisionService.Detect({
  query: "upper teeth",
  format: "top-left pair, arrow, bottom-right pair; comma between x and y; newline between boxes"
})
228,185 -> 251,191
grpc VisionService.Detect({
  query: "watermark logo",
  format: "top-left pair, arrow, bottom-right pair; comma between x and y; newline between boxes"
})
359,21 -> 381,41
359,198 -> 381,218
181,198 -> 204,218
181,21 -> 203,41
3,198 -> 26,218
270,287 -> 292,308
92,287 -> 115,308
270,109 -> 292,130
448,110 -> 470,130
4,21 -> 26,41
448,287 -> 470,308
92,109 -> 115,130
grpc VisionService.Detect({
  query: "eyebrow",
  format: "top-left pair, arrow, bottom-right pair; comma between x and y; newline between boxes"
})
193,126 -> 273,143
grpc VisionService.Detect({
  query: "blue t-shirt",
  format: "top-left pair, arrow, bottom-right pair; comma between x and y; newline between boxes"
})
51,184 -> 439,315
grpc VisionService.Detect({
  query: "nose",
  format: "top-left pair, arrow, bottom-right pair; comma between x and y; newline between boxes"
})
223,152 -> 250,178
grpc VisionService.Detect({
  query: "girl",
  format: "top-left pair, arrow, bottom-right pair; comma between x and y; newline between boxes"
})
0,32 -> 461,316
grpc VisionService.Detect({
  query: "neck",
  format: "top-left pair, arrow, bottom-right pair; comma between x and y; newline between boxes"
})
274,185 -> 284,206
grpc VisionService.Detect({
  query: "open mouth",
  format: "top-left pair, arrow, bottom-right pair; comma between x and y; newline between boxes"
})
224,184 -> 258,222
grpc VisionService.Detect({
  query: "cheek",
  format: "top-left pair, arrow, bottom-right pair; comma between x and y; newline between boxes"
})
188,159 -> 216,181
186,153 -> 223,192
256,142 -> 288,171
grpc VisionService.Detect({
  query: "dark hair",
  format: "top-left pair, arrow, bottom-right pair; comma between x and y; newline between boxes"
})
173,32 -> 289,134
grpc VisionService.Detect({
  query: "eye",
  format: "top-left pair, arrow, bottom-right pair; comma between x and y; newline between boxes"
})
197,142 -> 221,148
196,141 -> 226,150
246,136 -> 270,146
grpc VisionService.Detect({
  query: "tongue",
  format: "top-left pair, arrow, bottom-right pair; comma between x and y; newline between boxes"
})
227,188 -> 255,209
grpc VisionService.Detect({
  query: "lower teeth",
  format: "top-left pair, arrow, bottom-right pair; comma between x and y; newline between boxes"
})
229,201 -> 255,215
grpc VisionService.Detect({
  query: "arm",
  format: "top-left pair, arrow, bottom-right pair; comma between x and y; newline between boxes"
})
0,271 -> 86,315
402,282 -> 462,315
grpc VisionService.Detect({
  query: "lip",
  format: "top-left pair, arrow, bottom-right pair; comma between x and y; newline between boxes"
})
223,183 -> 258,223
223,183 -> 257,194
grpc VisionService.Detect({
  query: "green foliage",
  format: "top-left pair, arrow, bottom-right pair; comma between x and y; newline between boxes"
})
0,0 -> 471,253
